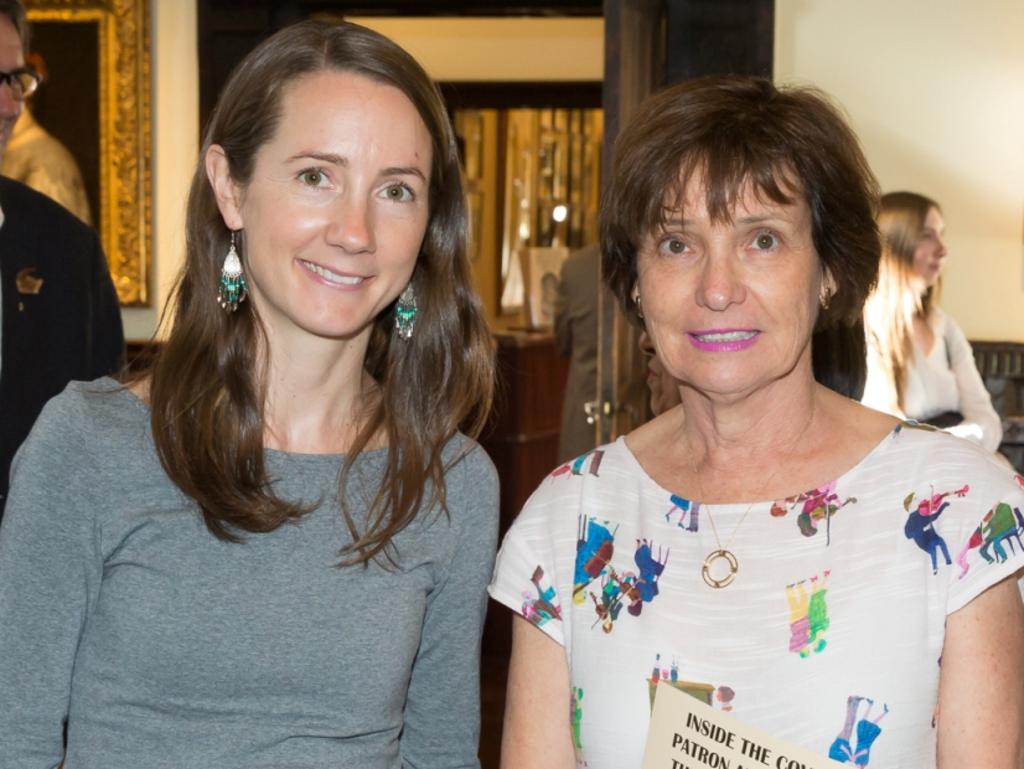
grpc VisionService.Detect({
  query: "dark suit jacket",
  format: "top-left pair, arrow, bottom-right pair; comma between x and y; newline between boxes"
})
0,176 -> 124,516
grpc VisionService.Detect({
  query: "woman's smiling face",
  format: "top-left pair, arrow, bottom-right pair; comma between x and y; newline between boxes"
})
635,174 -> 828,402
209,69 -> 432,346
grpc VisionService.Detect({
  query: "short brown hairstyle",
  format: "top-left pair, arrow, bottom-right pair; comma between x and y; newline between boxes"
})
601,75 -> 880,329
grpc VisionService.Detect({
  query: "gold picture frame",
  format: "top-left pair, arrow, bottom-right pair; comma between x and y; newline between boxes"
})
25,0 -> 151,305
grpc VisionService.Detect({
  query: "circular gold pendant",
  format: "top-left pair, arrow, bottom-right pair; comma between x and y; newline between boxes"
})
701,549 -> 738,589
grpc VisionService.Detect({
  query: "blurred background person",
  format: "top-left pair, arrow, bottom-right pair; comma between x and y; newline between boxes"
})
0,0 -> 122,518
2,51 -> 91,224
863,191 -> 1001,451
554,243 -> 605,461
639,329 -> 681,417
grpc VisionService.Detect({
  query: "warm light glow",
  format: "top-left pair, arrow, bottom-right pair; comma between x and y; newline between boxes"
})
552,204 -> 568,223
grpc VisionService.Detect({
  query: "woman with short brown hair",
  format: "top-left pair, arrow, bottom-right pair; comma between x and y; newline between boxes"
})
490,76 -> 1023,769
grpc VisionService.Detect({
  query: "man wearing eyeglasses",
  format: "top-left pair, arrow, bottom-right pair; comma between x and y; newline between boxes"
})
0,0 -> 124,518
0,2 -> 28,157
2,51 -> 92,225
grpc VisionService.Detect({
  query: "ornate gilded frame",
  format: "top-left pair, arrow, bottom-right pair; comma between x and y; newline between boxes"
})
25,0 -> 151,305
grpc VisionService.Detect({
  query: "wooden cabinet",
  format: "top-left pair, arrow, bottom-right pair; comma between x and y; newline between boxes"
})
482,331 -> 570,533
479,331 -> 569,656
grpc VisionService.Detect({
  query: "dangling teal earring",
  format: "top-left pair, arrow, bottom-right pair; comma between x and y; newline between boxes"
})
218,230 -> 247,312
394,283 -> 417,340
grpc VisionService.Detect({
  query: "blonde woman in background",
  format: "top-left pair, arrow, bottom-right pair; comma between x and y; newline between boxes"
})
862,192 -> 1002,451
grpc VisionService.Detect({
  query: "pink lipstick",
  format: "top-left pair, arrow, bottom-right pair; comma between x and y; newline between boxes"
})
688,329 -> 760,352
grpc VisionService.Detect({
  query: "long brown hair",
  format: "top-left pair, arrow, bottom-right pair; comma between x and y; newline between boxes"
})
143,21 -> 494,565
864,191 -> 941,410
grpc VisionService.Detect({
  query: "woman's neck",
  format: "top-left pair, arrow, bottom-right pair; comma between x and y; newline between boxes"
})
260,325 -> 379,454
629,366 -> 896,503
675,369 -> 822,476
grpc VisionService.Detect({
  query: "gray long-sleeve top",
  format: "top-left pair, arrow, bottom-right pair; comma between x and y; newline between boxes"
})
0,379 -> 499,769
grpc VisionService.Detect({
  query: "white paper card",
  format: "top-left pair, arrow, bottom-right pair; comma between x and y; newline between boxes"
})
642,681 -> 845,769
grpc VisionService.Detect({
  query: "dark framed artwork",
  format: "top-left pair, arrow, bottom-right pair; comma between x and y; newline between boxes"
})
27,19 -> 100,224
24,0 -> 152,306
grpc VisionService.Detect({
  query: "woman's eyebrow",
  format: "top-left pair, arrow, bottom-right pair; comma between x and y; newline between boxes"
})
286,151 -> 347,165
381,166 -> 427,182
282,153 -> 426,182
736,213 -> 791,225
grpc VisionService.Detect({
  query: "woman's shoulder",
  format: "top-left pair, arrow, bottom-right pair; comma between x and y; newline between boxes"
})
930,306 -> 976,351
442,433 -> 497,486
879,421 -> 1019,493
887,423 -> 1024,612
436,434 -> 500,525
929,305 -> 964,341
29,376 -> 146,445
516,438 -> 641,518
10,377 -> 154,507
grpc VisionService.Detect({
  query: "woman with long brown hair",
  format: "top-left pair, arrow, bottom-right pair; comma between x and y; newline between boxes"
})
862,191 -> 1001,450
0,20 -> 496,768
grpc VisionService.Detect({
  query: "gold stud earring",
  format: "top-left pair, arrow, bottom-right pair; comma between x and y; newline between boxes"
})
819,282 -> 835,310
633,290 -> 644,320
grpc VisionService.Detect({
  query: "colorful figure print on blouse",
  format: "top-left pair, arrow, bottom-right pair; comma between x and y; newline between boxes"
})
955,501 -> 1024,578
666,494 -> 700,532
552,449 -> 605,480
786,570 -> 831,658
521,565 -> 561,628
590,540 -> 669,633
571,687 -> 584,751
828,696 -> 889,766
574,516 -> 617,603
902,484 -> 968,574
714,685 -> 735,712
770,480 -> 857,543
648,653 -> 735,712
575,516 -> 670,632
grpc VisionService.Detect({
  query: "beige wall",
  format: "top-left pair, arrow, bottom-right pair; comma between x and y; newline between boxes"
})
138,9 -> 1024,342
346,17 -> 603,81
776,0 -> 1024,342
122,0 -> 198,341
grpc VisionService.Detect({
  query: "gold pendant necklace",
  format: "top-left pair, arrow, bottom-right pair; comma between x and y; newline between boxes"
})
700,502 -> 757,589
688,410 -> 814,589
693,455 -> 791,589
701,549 -> 739,588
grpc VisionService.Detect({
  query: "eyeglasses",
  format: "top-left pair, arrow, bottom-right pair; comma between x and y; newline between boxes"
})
0,67 -> 43,101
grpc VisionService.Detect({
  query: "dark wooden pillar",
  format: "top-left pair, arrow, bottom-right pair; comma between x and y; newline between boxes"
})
598,0 -> 775,444
664,0 -> 774,83
599,0 -> 665,443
